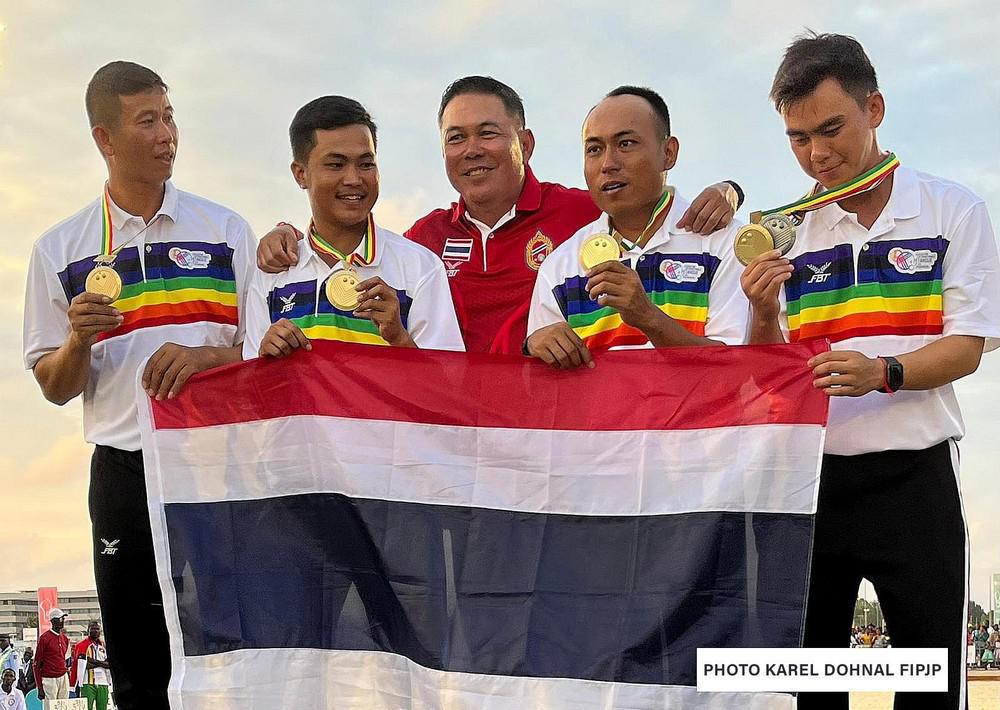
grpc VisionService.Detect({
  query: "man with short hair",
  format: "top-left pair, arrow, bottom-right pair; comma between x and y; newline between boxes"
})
0,635 -> 18,675
22,61 -> 257,710
0,668 -> 26,710
526,86 -> 748,367
741,32 -> 1000,708
243,95 -> 463,358
257,76 -> 743,353
71,621 -> 110,710
33,609 -> 70,701
16,647 -> 34,695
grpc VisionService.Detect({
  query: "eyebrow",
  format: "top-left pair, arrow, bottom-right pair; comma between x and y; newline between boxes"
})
319,151 -> 375,160
786,116 -> 845,137
444,121 -> 502,133
584,129 -> 638,143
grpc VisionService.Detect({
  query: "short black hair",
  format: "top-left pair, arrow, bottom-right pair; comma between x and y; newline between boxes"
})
289,96 -> 377,163
438,76 -> 525,128
85,61 -> 168,129
602,86 -> 671,138
770,32 -> 878,113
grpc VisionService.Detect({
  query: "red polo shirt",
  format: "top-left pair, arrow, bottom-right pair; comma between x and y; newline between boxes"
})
405,168 -> 599,353
33,629 -> 68,688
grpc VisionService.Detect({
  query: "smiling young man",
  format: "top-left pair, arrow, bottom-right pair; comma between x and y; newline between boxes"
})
525,87 -> 748,368
741,34 -> 1000,709
257,77 -> 744,353
22,61 -> 256,710
242,96 -> 463,359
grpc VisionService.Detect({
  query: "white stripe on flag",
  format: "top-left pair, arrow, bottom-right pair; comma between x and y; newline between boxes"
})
171,648 -> 796,710
149,416 -> 823,515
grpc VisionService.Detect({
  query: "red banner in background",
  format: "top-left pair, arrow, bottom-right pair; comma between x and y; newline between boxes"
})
37,586 -> 58,635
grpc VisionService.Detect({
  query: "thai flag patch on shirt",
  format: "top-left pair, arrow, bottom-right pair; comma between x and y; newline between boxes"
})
442,238 -> 474,263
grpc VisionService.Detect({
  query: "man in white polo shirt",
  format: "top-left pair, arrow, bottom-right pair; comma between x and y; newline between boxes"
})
243,95 -> 463,359
741,33 -> 1000,709
526,86 -> 747,367
22,61 -> 255,710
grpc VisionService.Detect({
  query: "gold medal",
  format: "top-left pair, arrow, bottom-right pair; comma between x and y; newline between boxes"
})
579,233 -> 621,270
734,224 -> 775,267
325,268 -> 361,311
760,213 -> 797,256
85,265 -> 123,301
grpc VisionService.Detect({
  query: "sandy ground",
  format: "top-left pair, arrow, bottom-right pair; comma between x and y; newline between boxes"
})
850,675 -> 1000,709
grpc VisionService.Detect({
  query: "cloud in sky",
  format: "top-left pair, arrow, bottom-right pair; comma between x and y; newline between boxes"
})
2,1 -> 999,604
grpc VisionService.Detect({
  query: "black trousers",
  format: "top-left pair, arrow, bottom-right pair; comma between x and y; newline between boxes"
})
90,445 -> 171,710
799,440 -> 968,710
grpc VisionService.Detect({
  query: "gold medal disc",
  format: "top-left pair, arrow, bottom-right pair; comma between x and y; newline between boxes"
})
325,269 -> 361,311
734,224 -> 775,267
760,213 -> 797,256
85,265 -> 123,301
579,233 -> 621,270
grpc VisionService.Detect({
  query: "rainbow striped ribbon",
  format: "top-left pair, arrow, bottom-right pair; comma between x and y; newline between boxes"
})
754,153 -> 900,223
98,187 -> 115,262
309,214 -> 377,266
615,188 -> 675,252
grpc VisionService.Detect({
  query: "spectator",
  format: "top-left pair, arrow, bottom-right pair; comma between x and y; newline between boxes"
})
17,648 -> 34,695
0,668 -> 26,710
71,621 -> 111,710
0,634 -> 19,674
34,608 -> 70,701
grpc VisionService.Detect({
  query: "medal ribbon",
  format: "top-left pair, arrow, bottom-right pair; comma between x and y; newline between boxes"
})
99,187 -> 115,262
309,214 -> 377,267
614,188 -> 675,252
757,152 -> 899,221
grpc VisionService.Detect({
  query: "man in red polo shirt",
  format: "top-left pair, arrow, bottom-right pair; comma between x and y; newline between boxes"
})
257,76 -> 743,353
34,608 -> 70,701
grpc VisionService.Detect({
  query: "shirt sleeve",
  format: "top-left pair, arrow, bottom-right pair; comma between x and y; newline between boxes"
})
705,229 -> 751,345
241,268 -> 273,360
229,217 -> 258,346
22,244 -> 72,370
407,260 -> 465,352
941,200 -> 1000,351
526,263 -> 565,338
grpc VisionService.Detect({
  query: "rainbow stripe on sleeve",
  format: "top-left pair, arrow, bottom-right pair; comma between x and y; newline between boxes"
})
785,238 -> 948,343
554,252 -> 716,350
267,279 -> 413,347
59,242 -> 239,342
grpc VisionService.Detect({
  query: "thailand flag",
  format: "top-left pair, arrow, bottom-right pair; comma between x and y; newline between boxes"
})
139,341 -> 827,709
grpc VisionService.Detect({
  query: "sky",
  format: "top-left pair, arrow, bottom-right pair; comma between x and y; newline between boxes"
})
1,1 -> 998,608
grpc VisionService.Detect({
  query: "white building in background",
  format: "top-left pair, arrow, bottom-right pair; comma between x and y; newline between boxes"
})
0,590 -> 103,647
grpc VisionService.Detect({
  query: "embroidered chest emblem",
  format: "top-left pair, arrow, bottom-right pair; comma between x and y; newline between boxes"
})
888,247 -> 937,274
525,231 -> 554,271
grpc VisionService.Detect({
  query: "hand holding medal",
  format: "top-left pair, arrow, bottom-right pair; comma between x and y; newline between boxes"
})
734,152 -> 899,265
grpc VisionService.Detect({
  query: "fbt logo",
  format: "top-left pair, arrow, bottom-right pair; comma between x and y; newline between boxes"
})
279,294 -> 296,314
807,262 -> 833,284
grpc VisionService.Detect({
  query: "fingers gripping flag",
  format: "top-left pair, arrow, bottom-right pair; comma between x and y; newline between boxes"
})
138,341 -> 828,710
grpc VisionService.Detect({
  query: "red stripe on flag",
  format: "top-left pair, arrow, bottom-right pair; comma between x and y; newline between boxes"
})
151,341 -> 829,432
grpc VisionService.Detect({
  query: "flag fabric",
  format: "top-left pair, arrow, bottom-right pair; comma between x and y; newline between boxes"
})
138,340 -> 828,710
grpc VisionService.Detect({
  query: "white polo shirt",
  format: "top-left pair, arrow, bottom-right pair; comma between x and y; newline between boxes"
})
242,222 -> 464,357
0,686 -> 26,710
528,192 -> 749,348
22,182 -> 256,451
774,167 -> 1000,455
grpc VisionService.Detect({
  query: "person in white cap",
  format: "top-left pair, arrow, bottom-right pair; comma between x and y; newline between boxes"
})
33,608 -> 70,701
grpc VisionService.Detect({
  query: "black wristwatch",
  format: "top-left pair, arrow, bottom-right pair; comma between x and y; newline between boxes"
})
878,355 -> 904,393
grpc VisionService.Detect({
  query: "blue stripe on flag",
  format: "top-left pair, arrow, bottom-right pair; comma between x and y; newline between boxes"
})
165,493 -> 812,686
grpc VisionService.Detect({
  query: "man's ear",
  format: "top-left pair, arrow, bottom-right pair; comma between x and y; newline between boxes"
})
518,128 -> 535,165
291,161 -> 307,190
92,125 -> 114,159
